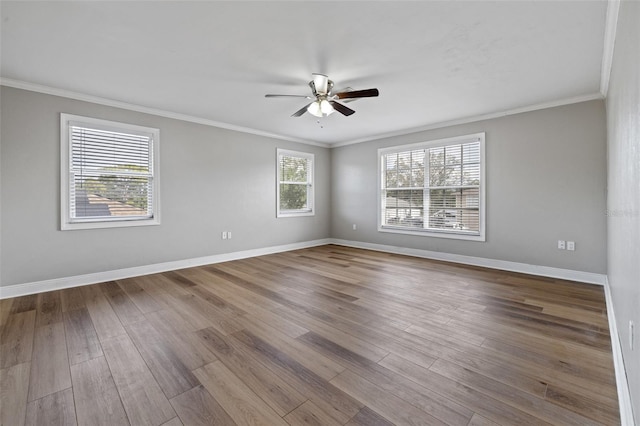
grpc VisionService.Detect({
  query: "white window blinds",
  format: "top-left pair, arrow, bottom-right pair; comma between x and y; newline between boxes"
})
61,114 -> 160,230
379,133 -> 485,241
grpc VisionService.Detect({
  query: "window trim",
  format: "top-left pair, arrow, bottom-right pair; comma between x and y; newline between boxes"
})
276,148 -> 315,218
377,132 -> 486,241
60,113 -> 161,230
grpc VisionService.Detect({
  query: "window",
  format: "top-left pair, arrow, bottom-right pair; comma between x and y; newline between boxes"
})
61,114 -> 160,230
379,133 -> 485,241
277,149 -> 314,217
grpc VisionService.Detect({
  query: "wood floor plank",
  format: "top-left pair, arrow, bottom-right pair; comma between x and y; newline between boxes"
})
25,388 -> 76,426
480,337 -> 616,387
331,369 -> 446,426
154,292 -> 218,331
405,323 -> 485,348
297,331 -> 473,426
436,345 -> 549,399
181,268 -> 308,338
231,329 -> 362,424
9,295 -> 37,314
428,358 -> 601,425
189,267 -> 296,313
115,278 -> 162,314
180,277 -> 247,317
195,326 -> 306,417
274,304 -> 439,372
244,311 -> 389,364
125,320 -> 200,399
194,360 -> 289,426
70,357 -> 129,426
101,334 -> 176,426
169,385 -> 235,426
0,362 -> 31,426
467,413 -> 501,426
161,417 -> 184,426
238,316 -> 346,381
344,407 -> 395,426
60,287 -> 86,312
145,309 -> 218,371
63,307 -> 103,365
0,310 -> 36,369
544,383 -> 620,425
27,322 -> 71,402
379,353 -> 550,425
448,315 -> 614,367
176,292 -> 245,336
35,291 -> 63,327
203,265 -> 308,313
0,298 -> 13,327
99,281 -> 146,325
81,284 -> 127,342
446,319 -> 618,400
283,400 -> 342,426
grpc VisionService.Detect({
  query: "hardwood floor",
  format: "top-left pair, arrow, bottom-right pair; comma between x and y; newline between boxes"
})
0,245 -> 620,425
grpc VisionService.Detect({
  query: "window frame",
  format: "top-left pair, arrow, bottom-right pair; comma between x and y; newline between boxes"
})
276,148 -> 315,218
378,132 -> 486,241
60,113 -> 161,230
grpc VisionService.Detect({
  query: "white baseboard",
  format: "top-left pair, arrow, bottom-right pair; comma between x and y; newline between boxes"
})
0,237 -> 607,299
330,239 -> 606,285
0,238 -> 331,299
604,277 -> 636,426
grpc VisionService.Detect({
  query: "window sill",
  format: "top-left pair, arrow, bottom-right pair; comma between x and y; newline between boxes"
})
61,217 -> 160,231
277,211 -> 315,218
378,225 -> 485,242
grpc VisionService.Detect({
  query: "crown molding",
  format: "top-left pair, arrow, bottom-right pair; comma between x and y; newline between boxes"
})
330,92 -> 604,148
600,0 -> 621,97
0,78 -> 329,148
1,78 -> 604,150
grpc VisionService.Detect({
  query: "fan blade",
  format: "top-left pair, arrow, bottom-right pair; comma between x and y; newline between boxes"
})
333,87 -> 356,102
291,103 -> 312,117
330,101 -> 355,116
312,73 -> 329,95
265,94 -> 311,99
335,88 -> 379,99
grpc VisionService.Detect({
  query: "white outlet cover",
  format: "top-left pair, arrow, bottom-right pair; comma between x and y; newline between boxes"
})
630,321 -> 635,350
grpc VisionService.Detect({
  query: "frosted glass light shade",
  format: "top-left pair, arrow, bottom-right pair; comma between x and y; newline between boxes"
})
307,99 -> 334,117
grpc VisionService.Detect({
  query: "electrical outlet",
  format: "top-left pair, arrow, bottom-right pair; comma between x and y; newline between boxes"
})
567,241 -> 575,251
352,224 -> 357,230
222,231 -> 227,240
558,240 -> 566,250
228,231 -> 232,239
630,321 -> 635,350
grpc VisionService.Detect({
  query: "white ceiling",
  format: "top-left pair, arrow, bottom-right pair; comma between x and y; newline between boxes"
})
1,1 -> 607,146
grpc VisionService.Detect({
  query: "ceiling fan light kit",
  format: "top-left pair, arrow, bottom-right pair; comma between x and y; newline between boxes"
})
265,73 -> 379,119
307,98 -> 334,117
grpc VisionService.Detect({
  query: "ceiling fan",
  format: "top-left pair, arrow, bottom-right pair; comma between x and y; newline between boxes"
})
265,73 -> 379,118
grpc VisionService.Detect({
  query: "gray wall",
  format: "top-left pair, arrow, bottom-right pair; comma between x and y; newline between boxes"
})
0,88 -> 610,287
331,100 -> 607,274
0,87 -> 331,286
606,0 -> 640,420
